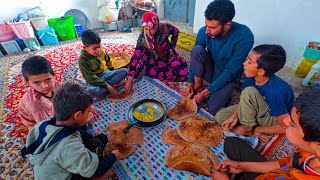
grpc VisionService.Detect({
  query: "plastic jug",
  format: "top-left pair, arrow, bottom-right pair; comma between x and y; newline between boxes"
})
295,58 -> 318,78
295,41 -> 320,78
302,62 -> 320,86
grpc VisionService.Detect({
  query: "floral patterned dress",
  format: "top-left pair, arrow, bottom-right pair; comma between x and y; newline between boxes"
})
128,23 -> 188,82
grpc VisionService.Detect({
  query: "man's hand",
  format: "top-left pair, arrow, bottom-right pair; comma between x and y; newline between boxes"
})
217,160 -> 242,174
193,89 -> 210,103
124,76 -> 133,95
107,85 -> 120,97
181,82 -> 194,96
211,170 -> 230,180
222,116 -> 238,131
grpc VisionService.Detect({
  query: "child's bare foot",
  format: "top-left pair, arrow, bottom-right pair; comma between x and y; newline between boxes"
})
113,79 -> 127,88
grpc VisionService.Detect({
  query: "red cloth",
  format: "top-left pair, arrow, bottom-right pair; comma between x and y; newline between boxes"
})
142,11 -> 159,28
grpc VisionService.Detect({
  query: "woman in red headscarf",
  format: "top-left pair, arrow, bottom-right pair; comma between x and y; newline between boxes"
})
124,11 -> 188,94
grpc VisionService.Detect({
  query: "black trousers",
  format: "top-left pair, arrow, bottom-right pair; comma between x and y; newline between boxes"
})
71,129 -> 109,180
224,137 -> 267,180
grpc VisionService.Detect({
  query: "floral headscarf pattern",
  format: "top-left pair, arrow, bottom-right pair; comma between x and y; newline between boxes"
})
142,11 -> 159,29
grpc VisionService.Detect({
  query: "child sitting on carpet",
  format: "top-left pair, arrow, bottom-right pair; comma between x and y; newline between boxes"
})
21,82 -> 125,179
212,87 -> 320,180
18,55 -> 61,130
124,11 -> 188,95
79,29 -> 128,98
215,44 -> 294,136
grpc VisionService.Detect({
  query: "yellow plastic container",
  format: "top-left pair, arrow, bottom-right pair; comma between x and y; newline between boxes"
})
295,41 -> 320,78
295,58 -> 318,78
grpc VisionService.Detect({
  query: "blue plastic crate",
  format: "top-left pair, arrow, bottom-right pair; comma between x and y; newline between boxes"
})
37,28 -> 59,46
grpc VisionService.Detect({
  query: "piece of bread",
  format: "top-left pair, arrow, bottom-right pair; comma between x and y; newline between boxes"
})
107,91 -> 131,102
166,94 -> 197,121
166,155 -> 212,176
164,144 -> 219,176
105,120 -> 144,145
104,143 -> 136,159
162,125 -> 190,145
177,115 -> 223,147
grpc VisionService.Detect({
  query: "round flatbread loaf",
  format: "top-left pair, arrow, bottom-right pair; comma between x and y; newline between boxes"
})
166,94 -> 197,121
105,120 -> 144,145
177,115 -> 223,147
164,144 -> 219,176
104,143 -> 136,159
162,125 -> 190,145
107,91 -> 131,102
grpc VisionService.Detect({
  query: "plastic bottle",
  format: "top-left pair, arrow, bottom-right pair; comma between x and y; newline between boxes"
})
302,62 -> 320,86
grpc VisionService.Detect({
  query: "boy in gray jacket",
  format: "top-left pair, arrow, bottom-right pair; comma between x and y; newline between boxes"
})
21,82 -> 125,180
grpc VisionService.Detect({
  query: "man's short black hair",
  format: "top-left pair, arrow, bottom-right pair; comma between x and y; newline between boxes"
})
294,87 -> 320,142
21,55 -> 54,81
81,29 -> 101,47
253,44 -> 286,77
205,0 -> 235,24
53,82 -> 93,121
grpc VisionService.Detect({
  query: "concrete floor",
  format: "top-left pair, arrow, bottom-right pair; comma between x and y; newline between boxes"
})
164,19 -> 309,98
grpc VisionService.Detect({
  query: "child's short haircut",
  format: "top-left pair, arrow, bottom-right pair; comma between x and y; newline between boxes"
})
53,82 -> 93,121
253,44 -> 286,77
21,56 -> 54,81
294,87 -> 320,142
81,30 -> 101,47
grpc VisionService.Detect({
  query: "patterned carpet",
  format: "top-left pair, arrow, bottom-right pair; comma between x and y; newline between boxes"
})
0,30 -> 294,179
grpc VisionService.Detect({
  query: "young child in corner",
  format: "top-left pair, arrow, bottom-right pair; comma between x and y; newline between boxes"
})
212,87 -> 320,180
21,82 -> 125,179
78,29 -> 128,98
19,55 -> 60,130
215,44 -> 294,136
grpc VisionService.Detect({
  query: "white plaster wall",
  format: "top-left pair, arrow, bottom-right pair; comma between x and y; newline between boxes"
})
0,0 -> 164,29
194,0 -> 320,69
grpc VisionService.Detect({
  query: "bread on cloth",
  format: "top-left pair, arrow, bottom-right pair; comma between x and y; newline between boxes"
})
177,115 -> 223,147
107,90 -> 132,102
166,94 -> 197,121
164,144 -> 220,176
104,120 -> 144,145
162,125 -> 190,146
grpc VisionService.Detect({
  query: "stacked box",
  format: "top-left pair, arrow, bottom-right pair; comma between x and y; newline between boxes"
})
37,28 -> 59,46
102,22 -> 118,32
0,40 -> 22,55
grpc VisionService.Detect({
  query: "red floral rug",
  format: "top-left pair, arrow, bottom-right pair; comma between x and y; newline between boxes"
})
0,31 -> 294,179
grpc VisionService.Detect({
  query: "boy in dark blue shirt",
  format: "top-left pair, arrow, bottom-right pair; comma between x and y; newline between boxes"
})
182,0 -> 254,116
215,44 -> 294,136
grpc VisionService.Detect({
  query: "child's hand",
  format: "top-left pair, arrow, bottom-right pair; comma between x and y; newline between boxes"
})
217,160 -> 242,174
222,116 -> 238,131
107,85 -> 120,97
112,150 -> 125,160
211,169 -> 230,180
124,77 -> 133,94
